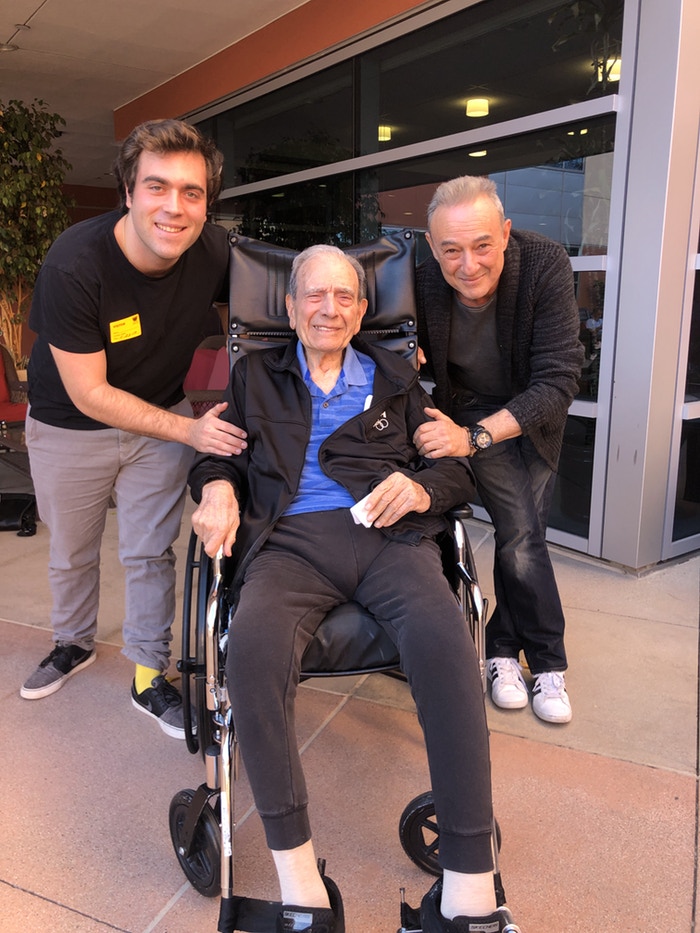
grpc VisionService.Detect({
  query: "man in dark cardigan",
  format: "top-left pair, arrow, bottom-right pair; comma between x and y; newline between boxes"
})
413,175 -> 584,724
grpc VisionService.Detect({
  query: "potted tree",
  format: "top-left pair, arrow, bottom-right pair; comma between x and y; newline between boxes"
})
0,98 -> 73,371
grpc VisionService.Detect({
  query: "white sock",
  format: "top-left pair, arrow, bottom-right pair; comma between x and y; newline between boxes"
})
440,869 -> 497,920
272,841 -> 330,908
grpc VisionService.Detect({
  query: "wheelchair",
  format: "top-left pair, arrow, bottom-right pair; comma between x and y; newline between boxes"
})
169,230 -> 508,932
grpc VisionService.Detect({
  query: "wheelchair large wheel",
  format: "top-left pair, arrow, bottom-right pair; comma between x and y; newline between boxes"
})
180,532 -> 217,757
399,791 -> 502,877
169,788 -> 221,897
194,545 -> 217,755
399,791 -> 441,876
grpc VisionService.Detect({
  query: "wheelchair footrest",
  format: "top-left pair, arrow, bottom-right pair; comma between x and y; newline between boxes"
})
218,894 -> 283,932
397,904 -> 422,931
397,887 -> 422,933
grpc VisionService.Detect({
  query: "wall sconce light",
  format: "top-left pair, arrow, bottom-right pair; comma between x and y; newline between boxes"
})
378,125 -> 392,142
466,98 -> 489,118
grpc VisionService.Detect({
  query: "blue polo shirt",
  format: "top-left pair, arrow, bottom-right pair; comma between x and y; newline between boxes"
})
284,342 -> 376,516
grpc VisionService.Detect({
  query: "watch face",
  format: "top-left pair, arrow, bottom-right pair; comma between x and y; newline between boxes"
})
473,428 -> 492,449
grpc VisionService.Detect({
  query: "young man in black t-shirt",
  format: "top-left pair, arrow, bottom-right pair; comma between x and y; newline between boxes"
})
20,119 -> 247,739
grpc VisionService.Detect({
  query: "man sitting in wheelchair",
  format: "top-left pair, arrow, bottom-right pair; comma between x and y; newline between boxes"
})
189,244 -> 521,933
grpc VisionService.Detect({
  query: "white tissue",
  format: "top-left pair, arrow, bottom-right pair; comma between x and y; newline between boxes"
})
350,493 -> 373,527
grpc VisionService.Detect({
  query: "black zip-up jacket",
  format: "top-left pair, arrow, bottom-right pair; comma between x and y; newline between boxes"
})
189,336 -> 476,595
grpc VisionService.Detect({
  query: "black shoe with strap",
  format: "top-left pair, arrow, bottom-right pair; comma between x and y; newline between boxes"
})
416,879 -> 522,933
276,873 -> 344,933
215,866 -> 344,933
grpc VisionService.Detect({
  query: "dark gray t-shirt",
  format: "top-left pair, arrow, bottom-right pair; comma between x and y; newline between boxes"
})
447,291 -> 509,401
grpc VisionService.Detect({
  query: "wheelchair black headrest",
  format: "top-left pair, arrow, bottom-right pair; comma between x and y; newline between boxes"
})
227,230 -> 417,362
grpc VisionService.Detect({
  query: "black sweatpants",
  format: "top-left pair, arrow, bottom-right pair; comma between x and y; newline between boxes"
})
226,509 -> 494,874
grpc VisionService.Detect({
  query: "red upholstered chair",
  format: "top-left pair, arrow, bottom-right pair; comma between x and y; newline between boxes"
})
183,336 -> 229,418
0,345 -> 28,424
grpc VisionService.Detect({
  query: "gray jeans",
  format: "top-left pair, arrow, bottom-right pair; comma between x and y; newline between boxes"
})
26,402 -> 194,671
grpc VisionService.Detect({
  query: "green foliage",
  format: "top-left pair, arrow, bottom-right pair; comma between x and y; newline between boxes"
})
548,0 -> 624,95
548,0 -> 624,50
0,98 -> 73,360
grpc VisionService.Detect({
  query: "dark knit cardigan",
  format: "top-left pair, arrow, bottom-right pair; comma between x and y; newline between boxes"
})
416,228 -> 584,470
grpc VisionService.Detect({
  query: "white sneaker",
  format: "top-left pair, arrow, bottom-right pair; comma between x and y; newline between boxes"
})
487,657 -> 528,709
532,671 -> 572,723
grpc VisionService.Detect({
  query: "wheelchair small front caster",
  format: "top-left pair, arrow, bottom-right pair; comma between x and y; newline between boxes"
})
398,791 -> 441,876
399,791 -> 501,877
169,788 -> 221,897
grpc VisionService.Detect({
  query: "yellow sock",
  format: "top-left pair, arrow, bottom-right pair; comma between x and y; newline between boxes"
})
134,664 -> 161,694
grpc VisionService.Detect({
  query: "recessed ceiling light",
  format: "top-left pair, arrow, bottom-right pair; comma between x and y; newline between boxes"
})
466,98 -> 489,118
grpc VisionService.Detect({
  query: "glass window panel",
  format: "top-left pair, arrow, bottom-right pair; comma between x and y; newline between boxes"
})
360,0 -> 624,155
205,0 -> 624,175
575,271 -> 605,401
212,61 -> 353,189
216,116 -> 613,267
214,173 -> 381,251
367,115 -> 615,253
550,415 -> 596,537
673,418 -> 700,540
685,271 -> 700,401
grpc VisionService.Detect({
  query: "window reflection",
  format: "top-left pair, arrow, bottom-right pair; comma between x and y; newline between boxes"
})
216,175 -> 377,250
673,419 -> 700,541
214,62 -> 353,189
216,118 -> 614,275
685,271 -> 700,402
359,0 -> 623,155
575,271 -> 605,401
550,416 -> 596,537
205,0 -> 623,177
365,116 -> 615,253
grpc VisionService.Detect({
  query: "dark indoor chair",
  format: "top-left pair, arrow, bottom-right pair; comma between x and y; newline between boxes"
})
168,230 -> 502,933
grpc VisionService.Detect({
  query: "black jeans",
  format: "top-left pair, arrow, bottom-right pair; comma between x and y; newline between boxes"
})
226,509 -> 494,874
459,404 -> 567,673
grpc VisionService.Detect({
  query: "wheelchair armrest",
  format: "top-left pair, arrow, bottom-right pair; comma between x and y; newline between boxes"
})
447,503 -> 473,523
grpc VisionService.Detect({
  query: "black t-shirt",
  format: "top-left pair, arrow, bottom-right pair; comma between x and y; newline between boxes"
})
28,210 -> 229,429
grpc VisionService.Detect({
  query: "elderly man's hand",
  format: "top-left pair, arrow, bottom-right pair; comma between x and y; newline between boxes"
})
364,472 -> 431,528
192,480 -> 240,557
413,407 -> 470,458
187,402 -> 248,456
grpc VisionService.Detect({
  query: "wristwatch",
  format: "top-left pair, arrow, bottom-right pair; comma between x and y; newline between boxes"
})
469,424 -> 493,452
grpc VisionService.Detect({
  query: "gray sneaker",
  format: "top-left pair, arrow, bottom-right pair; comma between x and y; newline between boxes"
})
131,675 -> 187,740
21,643 -> 96,699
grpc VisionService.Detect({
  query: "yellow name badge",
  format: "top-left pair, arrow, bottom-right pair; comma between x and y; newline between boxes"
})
110,314 -> 142,343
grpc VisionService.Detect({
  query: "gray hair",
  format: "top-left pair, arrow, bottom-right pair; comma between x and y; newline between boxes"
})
288,244 -> 367,302
427,175 -> 505,228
